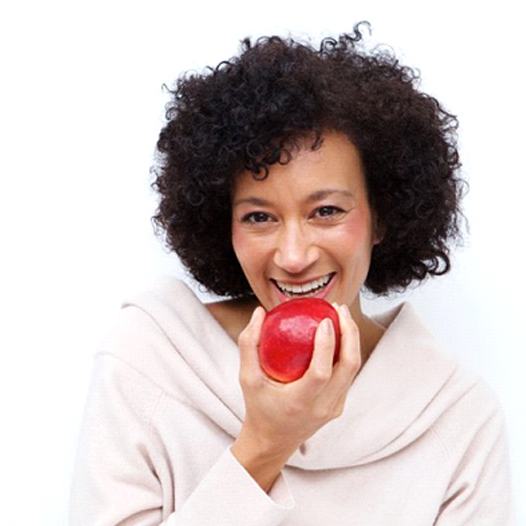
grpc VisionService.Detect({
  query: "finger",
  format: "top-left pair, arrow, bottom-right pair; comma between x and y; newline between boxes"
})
321,304 -> 362,402
237,306 -> 266,382
304,317 -> 336,385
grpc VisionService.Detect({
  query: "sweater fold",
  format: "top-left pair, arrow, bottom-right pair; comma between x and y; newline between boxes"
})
68,275 -> 515,525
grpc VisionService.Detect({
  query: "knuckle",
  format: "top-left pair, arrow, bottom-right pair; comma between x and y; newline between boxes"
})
313,406 -> 331,422
350,354 -> 362,371
238,371 -> 250,386
331,410 -> 343,421
237,330 -> 253,348
310,368 -> 332,383
343,352 -> 361,372
239,371 -> 260,388
350,319 -> 359,332
333,402 -> 345,418
347,316 -> 359,330
347,321 -> 360,338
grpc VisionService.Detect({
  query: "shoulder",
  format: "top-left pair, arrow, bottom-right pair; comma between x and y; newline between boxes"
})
93,279 -> 233,402
432,368 -> 509,459
94,277 -> 211,386
430,372 -> 513,522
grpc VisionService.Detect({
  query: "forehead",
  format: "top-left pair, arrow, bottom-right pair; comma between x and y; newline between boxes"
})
232,131 -> 365,200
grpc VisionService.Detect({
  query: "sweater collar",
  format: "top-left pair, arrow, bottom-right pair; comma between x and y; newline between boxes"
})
288,301 -> 459,468
127,276 -> 460,470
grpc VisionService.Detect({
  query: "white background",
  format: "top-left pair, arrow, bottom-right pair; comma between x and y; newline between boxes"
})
1,1 -> 524,524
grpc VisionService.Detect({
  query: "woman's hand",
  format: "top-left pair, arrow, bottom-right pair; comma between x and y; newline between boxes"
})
236,302 -> 362,458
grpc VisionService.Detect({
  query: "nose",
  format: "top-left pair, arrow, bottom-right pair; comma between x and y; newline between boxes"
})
273,222 -> 320,274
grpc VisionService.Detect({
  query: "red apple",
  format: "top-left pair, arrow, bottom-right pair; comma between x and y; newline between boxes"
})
259,298 -> 341,383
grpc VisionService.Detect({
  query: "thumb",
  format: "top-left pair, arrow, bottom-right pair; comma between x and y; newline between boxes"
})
237,306 -> 266,380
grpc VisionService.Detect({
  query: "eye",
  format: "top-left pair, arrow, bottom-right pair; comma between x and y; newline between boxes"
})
315,206 -> 345,219
241,211 -> 272,224
241,207 -> 346,224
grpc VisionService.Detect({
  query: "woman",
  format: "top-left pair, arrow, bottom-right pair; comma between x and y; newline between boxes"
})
69,24 -> 514,525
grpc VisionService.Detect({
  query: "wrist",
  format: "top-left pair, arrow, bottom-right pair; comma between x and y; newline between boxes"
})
235,422 -> 296,462
231,430 -> 292,493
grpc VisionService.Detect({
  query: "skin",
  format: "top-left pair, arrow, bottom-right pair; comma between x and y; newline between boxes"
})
220,129 -> 386,367
207,129 -> 389,492
219,132 -> 384,492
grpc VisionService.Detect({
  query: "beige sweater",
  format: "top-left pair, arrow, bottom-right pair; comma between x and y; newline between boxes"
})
69,276 -> 515,525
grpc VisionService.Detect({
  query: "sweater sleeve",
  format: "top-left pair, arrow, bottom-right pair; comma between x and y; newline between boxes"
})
433,397 -> 516,525
68,353 -> 295,526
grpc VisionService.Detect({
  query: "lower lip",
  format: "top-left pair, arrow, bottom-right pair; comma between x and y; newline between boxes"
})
272,274 -> 337,304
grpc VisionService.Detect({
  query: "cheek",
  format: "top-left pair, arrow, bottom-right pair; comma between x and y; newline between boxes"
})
231,225 -> 264,267
231,224 -> 246,259
330,213 -> 370,249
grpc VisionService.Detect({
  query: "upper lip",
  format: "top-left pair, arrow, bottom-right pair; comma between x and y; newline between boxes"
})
271,272 -> 335,286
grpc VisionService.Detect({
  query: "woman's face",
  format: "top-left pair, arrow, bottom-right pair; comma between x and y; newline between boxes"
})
231,130 -> 382,315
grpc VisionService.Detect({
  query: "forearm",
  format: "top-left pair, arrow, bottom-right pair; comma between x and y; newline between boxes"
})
230,428 -> 295,494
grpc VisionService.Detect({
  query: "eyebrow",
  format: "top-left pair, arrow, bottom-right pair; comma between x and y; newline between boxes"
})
233,189 -> 355,207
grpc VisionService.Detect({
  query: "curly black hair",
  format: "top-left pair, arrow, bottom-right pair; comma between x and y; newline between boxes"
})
150,22 -> 468,299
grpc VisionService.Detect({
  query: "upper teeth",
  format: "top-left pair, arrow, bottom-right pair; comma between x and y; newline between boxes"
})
276,273 -> 332,294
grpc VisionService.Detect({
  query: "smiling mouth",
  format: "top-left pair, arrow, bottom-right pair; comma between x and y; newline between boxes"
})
271,272 -> 336,298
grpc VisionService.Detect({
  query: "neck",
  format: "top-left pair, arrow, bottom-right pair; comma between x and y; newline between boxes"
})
349,298 -> 385,371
